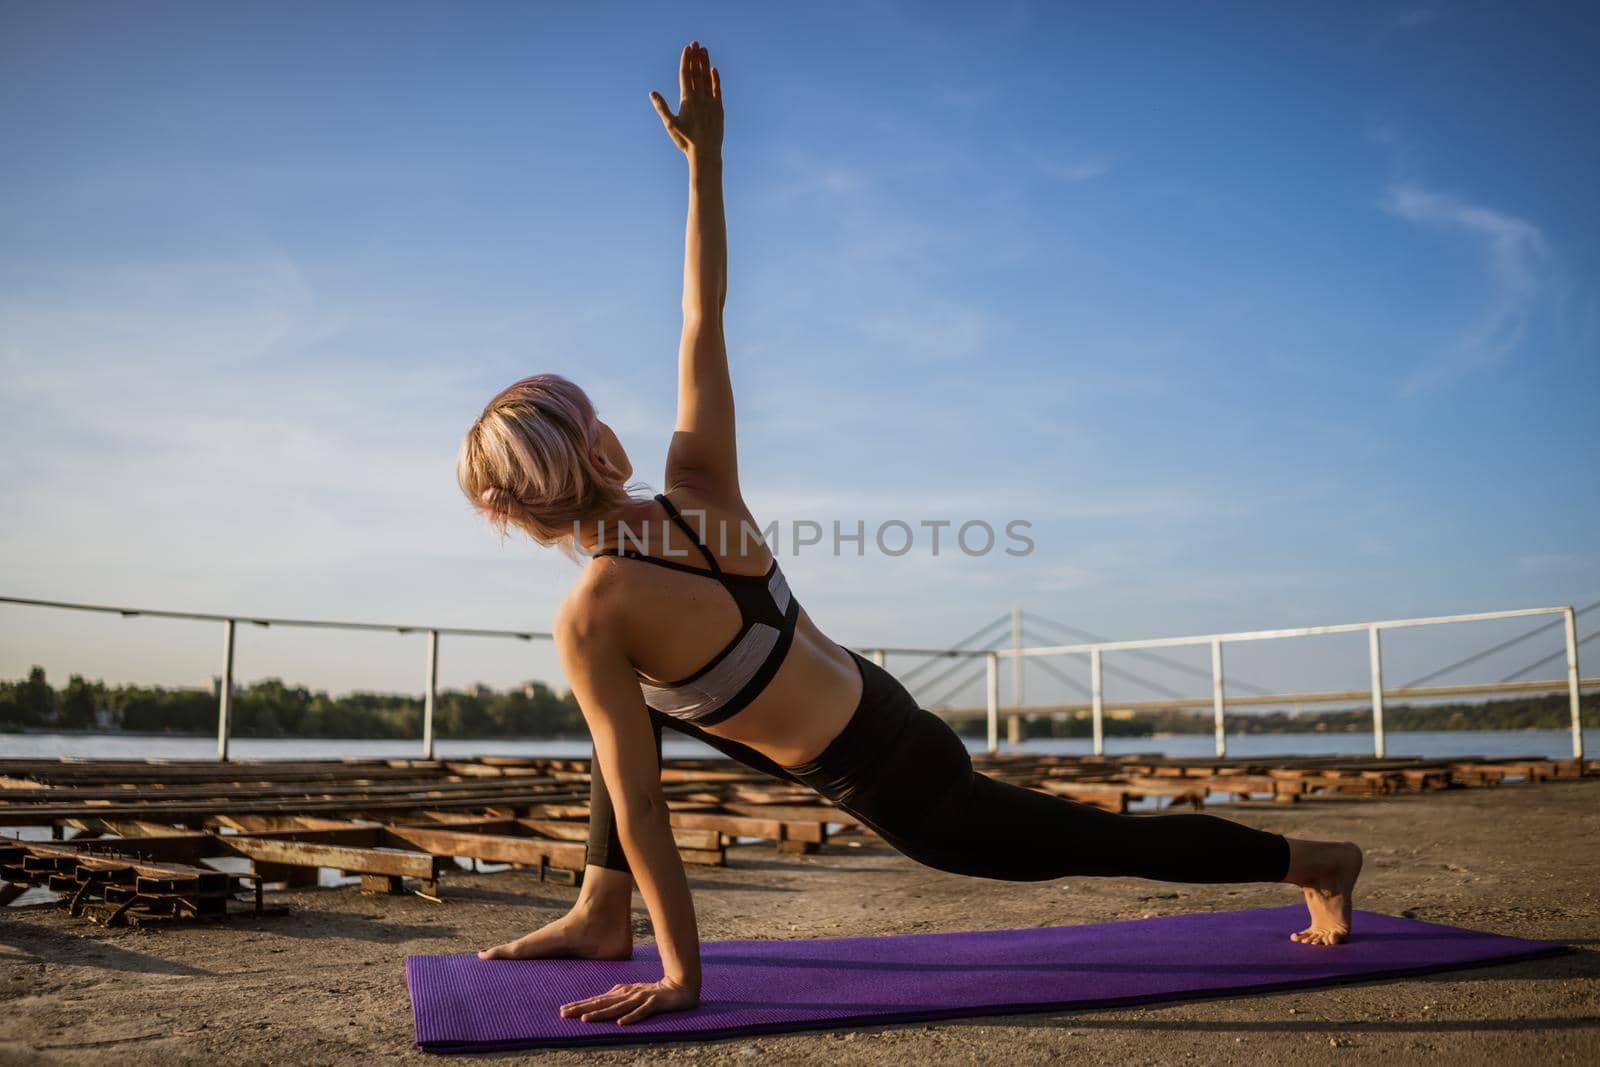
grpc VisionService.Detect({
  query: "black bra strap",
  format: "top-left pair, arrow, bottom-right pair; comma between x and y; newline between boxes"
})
591,547 -> 719,578
655,493 -> 721,574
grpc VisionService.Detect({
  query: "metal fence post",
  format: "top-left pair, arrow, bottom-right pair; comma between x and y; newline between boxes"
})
1090,648 -> 1104,757
1011,604 -> 1024,706
985,652 -> 999,754
1008,607 -> 1025,745
1211,638 -> 1227,758
422,629 -> 440,761
1369,624 -> 1385,759
1566,606 -> 1584,760
217,618 -> 235,762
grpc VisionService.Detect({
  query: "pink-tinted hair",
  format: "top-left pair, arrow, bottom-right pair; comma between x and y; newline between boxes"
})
456,374 -> 634,548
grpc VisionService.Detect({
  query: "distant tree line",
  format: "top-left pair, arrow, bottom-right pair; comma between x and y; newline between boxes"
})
0,666 -> 583,739
957,693 -> 1599,740
2,665 -> 1595,740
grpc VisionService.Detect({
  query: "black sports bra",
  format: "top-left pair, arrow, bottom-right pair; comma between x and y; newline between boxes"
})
589,494 -> 800,726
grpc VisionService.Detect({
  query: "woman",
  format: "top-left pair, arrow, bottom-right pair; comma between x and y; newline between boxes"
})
456,41 -> 1363,1028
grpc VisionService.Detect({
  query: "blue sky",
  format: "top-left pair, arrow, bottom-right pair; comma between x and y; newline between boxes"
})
2,1 -> 1596,711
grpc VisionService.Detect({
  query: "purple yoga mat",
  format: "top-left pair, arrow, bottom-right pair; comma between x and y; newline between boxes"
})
405,904 -> 1562,1053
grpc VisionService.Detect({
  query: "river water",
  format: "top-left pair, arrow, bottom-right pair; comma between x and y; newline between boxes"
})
3,728 -> 1592,762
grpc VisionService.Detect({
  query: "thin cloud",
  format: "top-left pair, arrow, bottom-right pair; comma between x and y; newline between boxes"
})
1383,183 -> 1549,396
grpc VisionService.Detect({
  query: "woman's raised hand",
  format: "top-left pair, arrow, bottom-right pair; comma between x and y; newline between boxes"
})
650,41 -> 723,160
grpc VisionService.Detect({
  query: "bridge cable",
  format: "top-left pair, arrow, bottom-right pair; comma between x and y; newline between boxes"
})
1402,600 -> 1599,688
906,632 -> 1010,702
893,614 -> 1012,684
1499,627 -> 1600,683
1020,626 -> 1186,699
1024,611 -> 1274,696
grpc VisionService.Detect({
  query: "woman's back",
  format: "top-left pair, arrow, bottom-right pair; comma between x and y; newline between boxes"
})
574,487 -> 864,768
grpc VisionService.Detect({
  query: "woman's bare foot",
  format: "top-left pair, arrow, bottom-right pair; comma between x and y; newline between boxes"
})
478,908 -> 633,961
1281,838 -> 1364,946
479,870 -> 635,961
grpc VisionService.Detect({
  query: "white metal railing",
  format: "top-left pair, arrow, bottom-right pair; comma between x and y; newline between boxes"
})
1,596 -> 1588,763
0,596 -> 552,762
966,605 -> 1587,760
0,594 -> 969,762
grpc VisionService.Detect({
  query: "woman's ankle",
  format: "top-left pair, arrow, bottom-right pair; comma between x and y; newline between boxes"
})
575,865 -> 635,916
1280,838 -> 1356,886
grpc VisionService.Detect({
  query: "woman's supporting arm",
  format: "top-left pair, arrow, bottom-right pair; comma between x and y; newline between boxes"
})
554,582 -> 701,1024
651,42 -> 737,503
585,713 -> 664,874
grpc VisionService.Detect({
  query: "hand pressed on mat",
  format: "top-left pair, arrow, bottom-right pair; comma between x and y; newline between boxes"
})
559,974 -> 700,1026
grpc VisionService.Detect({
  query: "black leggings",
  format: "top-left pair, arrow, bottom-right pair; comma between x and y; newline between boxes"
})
587,651 -> 1291,884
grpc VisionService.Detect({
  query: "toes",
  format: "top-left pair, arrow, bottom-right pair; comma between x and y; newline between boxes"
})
478,941 -> 523,960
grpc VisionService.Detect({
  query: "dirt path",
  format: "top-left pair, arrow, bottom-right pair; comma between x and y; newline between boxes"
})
3,781 -> 1597,1065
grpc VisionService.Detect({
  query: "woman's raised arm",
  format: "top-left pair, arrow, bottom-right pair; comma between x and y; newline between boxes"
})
650,42 -> 737,505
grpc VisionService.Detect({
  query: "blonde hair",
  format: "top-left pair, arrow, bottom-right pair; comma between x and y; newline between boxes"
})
456,374 -> 635,549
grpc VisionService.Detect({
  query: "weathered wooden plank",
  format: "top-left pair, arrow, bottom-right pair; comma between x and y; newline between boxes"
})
0,780 -> 726,825
222,836 -> 442,880
1032,781 -> 1129,813
69,834 -> 217,864
678,848 -> 726,865
718,802 -> 848,823
250,862 -> 318,887
668,812 -> 784,839
360,874 -> 406,895
10,838 -> 228,889
514,818 -> 588,841
230,827 -> 385,847
781,823 -> 827,845
0,776 -> 578,804
381,826 -> 584,869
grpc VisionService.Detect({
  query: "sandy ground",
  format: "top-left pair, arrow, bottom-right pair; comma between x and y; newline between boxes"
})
2,780 -> 1597,1066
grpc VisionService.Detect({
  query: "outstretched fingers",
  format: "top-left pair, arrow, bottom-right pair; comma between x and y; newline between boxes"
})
560,983 -> 643,1023
654,41 -> 719,150
681,41 -> 717,101
617,995 -> 664,1025
584,991 -> 648,1023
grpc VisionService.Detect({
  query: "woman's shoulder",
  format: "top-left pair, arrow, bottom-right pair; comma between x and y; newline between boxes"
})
556,559 -> 632,646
